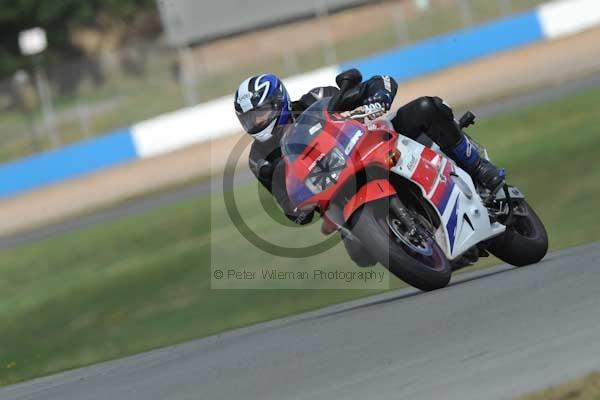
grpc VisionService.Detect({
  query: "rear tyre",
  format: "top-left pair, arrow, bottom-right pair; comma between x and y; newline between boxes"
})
349,198 -> 451,291
488,200 -> 548,266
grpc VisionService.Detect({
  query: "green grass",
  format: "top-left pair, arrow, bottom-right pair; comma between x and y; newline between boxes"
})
519,372 -> 600,399
1,77 -> 600,387
0,0 -> 549,163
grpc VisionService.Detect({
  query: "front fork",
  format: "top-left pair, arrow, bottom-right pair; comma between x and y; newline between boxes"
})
486,184 -> 528,225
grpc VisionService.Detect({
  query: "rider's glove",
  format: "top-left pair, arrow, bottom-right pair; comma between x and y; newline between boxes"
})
362,90 -> 393,120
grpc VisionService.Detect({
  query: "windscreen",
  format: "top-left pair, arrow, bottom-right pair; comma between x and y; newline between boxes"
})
281,99 -> 330,161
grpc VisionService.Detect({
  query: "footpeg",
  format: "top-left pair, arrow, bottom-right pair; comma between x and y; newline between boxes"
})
459,111 -> 476,129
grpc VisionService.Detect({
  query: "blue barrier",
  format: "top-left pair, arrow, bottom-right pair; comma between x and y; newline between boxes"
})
341,11 -> 543,82
0,8 -> 553,199
0,128 -> 137,198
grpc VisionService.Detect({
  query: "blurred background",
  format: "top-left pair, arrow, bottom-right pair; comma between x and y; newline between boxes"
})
0,0 -> 599,388
0,0 -> 547,162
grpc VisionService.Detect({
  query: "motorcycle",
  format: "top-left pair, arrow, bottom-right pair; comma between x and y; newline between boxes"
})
281,71 -> 548,291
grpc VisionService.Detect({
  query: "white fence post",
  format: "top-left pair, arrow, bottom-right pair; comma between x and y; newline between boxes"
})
33,62 -> 60,147
392,2 -> 410,45
456,0 -> 474,27
316,2 -> 338,66
177,46 -> 198,107
498,0 -> 513,15
282,47 -> 300,77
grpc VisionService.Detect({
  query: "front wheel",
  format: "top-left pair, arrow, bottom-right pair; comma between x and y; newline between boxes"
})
349,198 -> 451,291
488,200 -> 548,266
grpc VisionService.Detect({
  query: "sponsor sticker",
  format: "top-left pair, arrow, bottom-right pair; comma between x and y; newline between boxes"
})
383,75 -> 392,92
406,153 -> 418,172
344,129 -> 364,155
309,123 -> 323,135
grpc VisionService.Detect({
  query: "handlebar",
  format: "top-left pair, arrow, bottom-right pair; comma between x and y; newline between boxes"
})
329,69 -> 385,122
339,105 -> 386,122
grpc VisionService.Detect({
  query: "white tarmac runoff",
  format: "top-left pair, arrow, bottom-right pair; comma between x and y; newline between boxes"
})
1,242 -> 600,400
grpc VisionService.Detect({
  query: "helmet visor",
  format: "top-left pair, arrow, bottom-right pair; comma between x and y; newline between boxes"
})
237,104 -> 279,135
237,88 -> 285,135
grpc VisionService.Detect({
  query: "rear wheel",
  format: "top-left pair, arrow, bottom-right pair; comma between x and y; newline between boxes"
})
488,200 -> 548,266
349,197 -> 451,291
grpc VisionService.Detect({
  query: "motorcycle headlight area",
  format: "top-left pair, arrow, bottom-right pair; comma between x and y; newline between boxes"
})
305,148 -> 346,194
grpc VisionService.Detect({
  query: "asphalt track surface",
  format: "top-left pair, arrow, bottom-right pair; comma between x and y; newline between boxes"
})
1,242 -> 599,399
1,73 -> 600,252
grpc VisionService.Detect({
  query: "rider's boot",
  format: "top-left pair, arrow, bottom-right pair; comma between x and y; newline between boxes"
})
446,134 -> 505,193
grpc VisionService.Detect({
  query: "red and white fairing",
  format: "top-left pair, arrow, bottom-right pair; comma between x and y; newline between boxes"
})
283,104 -> 505,262
391,134 -> 505,259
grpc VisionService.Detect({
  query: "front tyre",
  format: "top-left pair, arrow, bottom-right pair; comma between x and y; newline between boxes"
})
349,198 -> 451,291
488,200 -> 548,266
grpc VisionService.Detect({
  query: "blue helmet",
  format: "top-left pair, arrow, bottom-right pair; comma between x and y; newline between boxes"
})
234,74 -> 292,142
